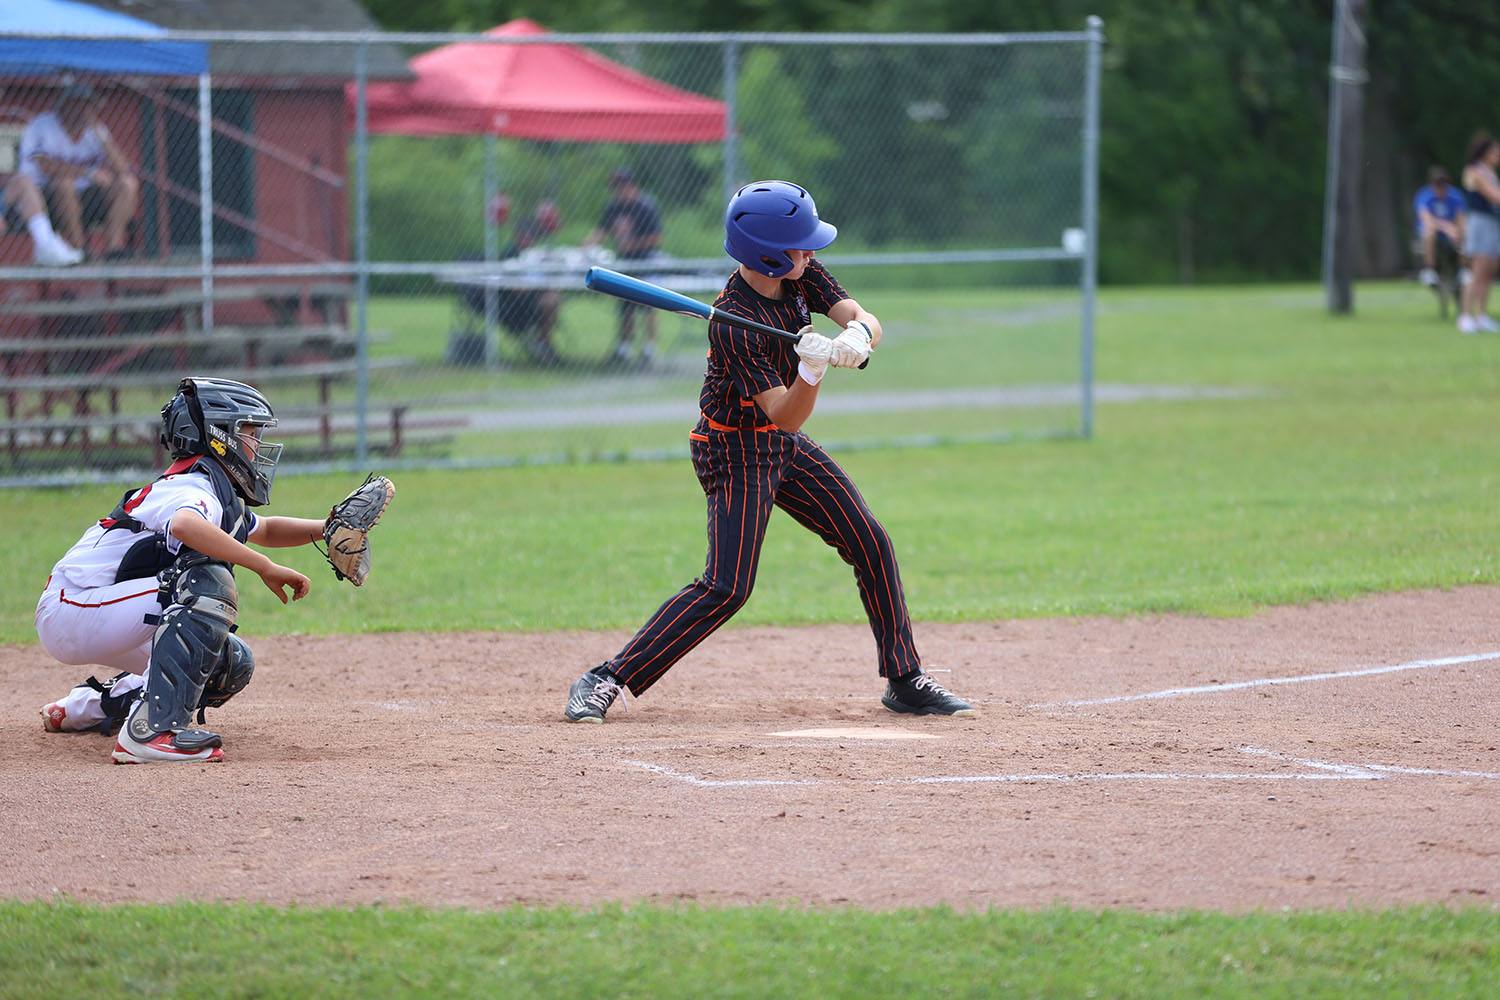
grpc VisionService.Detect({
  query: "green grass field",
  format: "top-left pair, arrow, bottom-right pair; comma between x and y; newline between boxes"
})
1,901 -> 1496,998
6,280 -> 1498,638
5,280 -> 1499,996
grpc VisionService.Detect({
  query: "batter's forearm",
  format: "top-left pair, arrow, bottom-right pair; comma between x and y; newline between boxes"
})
828,299 -> 883,348
756,382 -> 818,432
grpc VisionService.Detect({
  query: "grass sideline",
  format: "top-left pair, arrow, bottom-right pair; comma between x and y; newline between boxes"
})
4,281 -> 1499,641
1,901 -> 1496,998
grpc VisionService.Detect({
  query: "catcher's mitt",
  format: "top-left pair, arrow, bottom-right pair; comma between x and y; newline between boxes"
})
317,474 -> 395,586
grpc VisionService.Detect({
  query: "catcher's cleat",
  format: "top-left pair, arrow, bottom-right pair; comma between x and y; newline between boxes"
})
40,702 -> 67,733
112,728 -> 224,764
882,671 -> 977,718
39,674 -> 144,735
565,666 -> 623,723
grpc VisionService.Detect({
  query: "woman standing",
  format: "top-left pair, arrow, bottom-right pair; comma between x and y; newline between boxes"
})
1459,133 -> 1500,334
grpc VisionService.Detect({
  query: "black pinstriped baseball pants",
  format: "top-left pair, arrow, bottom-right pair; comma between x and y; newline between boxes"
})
608,423 -> 921,695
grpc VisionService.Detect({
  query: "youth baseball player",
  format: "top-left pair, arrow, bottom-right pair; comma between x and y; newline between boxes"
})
34,377 -> 391,764
565,179 -> 975,723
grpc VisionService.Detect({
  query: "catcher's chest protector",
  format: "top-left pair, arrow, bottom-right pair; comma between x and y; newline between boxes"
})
99,457 -> 252,583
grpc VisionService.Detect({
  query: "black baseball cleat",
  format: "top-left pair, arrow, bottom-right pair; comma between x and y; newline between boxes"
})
565,665 -> 623,723
882,671 -> 977,717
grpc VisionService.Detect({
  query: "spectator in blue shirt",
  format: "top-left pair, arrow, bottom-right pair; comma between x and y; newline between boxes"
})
1414,165 -> 1466,290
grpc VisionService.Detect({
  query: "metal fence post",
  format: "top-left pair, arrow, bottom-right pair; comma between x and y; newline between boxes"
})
483,133 -> 500,370
353,37 -> 370,466
1080,15 -> 1103,440
197,72 -> 213,331
722,36 -> 738,204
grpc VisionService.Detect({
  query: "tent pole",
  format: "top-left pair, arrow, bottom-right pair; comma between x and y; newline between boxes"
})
484,133 -> 500,371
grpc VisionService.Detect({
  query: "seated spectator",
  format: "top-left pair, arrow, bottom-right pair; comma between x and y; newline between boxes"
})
1413,165 -> 1466,289
454,202 -> 563,366
2,171 -> 83,266
19,82 -> 139,259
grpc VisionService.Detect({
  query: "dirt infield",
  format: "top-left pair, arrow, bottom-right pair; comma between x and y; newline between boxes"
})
3,586 -> 1498,913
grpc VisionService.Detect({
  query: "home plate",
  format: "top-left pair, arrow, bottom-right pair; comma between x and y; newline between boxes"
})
770,727 -> 940,741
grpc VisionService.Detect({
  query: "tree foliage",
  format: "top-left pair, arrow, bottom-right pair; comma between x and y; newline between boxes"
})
357,0 -> 1500,282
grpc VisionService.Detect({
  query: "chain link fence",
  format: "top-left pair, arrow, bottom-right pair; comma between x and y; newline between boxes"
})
0,23 -> 1100,486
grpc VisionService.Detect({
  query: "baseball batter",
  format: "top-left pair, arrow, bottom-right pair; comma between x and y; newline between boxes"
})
35,377 -> 327,763
565,179 -> 975,722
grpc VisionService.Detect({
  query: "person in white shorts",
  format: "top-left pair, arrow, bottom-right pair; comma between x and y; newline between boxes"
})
36,377 -> 330,764
1,171 -> 83,266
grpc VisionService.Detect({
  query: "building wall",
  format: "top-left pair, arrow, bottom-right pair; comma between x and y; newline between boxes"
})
1,82 -> 352,330
245,86 -> 350,265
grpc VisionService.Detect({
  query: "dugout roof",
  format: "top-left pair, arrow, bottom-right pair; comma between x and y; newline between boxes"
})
0,0 -> 206,77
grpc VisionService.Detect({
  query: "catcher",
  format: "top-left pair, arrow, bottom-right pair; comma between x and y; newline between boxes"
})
33,377 -> 394,764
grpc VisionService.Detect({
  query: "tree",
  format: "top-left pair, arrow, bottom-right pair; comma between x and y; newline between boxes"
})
353,0 -> 1500,282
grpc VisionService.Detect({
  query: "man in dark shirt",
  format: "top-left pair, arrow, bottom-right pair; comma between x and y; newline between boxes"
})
584,167 -> 663,366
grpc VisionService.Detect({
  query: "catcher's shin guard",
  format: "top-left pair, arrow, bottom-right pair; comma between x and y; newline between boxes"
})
125,558 -> 238,743
198,635 -> 254,721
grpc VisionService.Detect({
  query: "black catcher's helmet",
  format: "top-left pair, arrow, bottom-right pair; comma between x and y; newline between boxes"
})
160,377 -> 282,505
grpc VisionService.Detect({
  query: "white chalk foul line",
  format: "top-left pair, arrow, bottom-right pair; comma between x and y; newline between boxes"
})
1028,650 -> 1500,709
1361,763 -> 1500,779
1241,746 -> 1500,781
612,746 -> 1500,789
617,760 -> 822,788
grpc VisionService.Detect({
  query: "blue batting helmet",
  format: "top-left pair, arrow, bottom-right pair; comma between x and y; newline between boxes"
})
723,180 -> 838,278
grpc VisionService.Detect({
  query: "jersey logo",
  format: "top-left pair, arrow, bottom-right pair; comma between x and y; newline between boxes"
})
793,293 -> 808,324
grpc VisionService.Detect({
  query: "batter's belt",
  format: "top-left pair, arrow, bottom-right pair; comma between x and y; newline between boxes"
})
690,412 -> 781,441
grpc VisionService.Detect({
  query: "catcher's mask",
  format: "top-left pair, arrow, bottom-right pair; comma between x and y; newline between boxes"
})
160,377 -> 282,506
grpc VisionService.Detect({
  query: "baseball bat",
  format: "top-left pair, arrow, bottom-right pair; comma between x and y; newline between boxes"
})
584,266 -> 868,368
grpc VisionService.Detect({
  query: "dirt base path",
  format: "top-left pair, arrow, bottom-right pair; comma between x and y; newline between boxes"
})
3,586 -> 1497,912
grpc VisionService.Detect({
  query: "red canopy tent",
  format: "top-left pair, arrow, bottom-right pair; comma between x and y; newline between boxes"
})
358,18 -> 726,143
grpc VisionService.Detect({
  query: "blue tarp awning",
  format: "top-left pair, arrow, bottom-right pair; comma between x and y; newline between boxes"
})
0,0 -> 207,77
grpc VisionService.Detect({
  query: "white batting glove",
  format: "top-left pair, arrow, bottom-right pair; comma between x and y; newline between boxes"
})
794,326 -> 834,385
829,320 -> 872,368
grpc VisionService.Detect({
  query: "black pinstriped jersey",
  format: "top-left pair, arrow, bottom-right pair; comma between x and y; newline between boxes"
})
698,258 -> 849,428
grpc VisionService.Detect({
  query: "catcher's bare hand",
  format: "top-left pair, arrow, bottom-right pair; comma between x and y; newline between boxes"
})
260,563 -> 311,604
318,474 -> 396,586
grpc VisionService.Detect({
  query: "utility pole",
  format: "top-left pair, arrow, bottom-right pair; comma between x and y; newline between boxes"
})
1321,0 -> 1367,314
